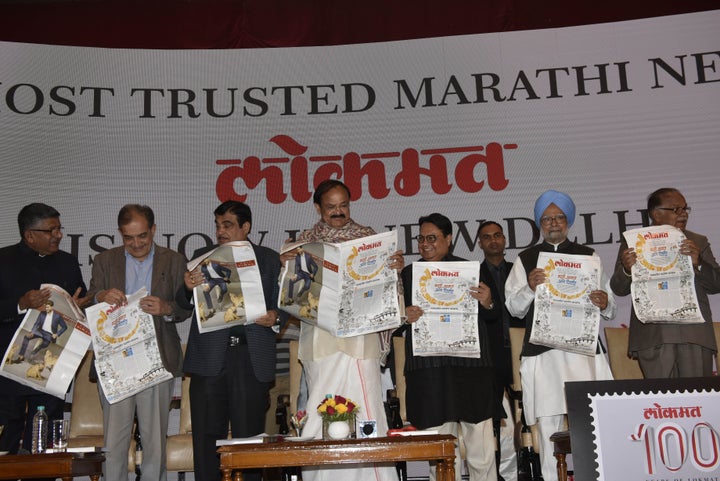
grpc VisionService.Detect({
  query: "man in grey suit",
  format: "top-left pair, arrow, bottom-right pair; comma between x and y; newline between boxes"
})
611,187 -> 720,378
88,204 -> 189,481
178,200 -> 283,481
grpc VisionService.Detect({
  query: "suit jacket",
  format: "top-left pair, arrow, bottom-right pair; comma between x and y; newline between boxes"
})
88,244 -> 190,376
610,229 -> 720,353
180,242 -> 283,382
294,251 -> 318,278
33,310 -> 66,338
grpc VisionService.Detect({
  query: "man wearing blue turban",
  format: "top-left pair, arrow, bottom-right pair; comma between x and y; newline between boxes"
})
504,190 -> 616,481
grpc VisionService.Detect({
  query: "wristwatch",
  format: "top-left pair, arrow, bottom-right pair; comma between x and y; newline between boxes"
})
484,302 -> 494,310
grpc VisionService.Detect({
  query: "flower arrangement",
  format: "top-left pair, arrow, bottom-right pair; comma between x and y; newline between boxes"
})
290,410 -> 307,436
317,394 -> 359,422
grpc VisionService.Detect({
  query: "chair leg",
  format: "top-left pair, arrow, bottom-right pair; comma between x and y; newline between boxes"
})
554,452 -> 567,481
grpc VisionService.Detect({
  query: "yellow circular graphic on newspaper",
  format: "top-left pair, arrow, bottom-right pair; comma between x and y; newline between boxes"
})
542,258 -> 587,300
418,268 -> 464,307
96,309 -> 140,344
346,245 -> 385,281
634,233 -> 679,272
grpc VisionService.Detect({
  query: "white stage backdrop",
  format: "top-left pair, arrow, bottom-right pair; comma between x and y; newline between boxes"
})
1,11 -> 719,331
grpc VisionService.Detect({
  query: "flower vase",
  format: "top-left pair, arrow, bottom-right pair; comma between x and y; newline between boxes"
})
322,417 -> 355,440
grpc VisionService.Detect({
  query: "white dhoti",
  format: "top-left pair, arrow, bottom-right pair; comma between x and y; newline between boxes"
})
302,351 -> 397,481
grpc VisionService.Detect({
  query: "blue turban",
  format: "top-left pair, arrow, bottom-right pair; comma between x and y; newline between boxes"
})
534,190 -> 576,227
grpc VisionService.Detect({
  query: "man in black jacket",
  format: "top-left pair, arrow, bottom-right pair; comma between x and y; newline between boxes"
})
0,203 -> 86,454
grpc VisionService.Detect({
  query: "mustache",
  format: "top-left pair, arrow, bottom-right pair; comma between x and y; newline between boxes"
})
330,214 -> 346,219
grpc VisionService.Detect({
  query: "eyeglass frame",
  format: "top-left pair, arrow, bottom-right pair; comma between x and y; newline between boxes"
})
414,234 -> 441,243
539,214 -> 567,226
29,227 -> 64,235
479,232 -> 505,241
654,206 -> 691,215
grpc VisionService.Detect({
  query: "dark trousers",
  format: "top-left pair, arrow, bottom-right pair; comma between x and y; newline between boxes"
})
189,343 -> 271,481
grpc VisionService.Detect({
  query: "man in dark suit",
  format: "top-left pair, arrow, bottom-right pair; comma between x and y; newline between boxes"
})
200,259 -> 232,313
611,187 -> 720,378
17,300 -> 67,361
179,200 -> 283,481
0,203 -> 86,455
288,246 -> 318,301
87,204 -> 189,481
478,221 -> 524,481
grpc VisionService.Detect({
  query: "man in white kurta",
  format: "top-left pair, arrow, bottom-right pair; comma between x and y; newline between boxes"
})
285,179 -> 403,481
504,190 -> 616,481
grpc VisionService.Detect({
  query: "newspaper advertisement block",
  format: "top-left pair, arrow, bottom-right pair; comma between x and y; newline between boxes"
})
85,287 -> 172,404
623,225 -> 703,324
0,284 -> 91,398
530,252 -> 602,356
278,231 -> 401,337
409,261 -> 481,358
186,241 -> 266,333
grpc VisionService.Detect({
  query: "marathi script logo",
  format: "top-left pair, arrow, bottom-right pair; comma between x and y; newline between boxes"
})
215,135 -> 514,203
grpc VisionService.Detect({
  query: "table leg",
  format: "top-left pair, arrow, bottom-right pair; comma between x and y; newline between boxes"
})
233,471 -> 243,481
554,453 -> 567,481
90,475 -> 101,481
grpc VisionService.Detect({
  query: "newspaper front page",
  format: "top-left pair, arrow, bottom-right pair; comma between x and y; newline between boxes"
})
0,284 -> 91,398
85,287 -> 172,404
409,261 -> 481,358
186,241 -> 266,333
530,252 -> 602,356
623,225 -> 703,324
278,230 -> 401,337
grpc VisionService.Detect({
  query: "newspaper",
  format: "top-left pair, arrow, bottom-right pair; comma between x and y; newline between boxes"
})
530,252 -> 602,356
186,241 -> 266,333
85,287 -> 172,404
623,225 -> 703,324
0,284 -> 91,398
410,261 -> 481,358
278,230 -> 401,337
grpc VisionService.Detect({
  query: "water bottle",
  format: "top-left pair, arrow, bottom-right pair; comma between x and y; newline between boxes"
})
31,405 -> 49,454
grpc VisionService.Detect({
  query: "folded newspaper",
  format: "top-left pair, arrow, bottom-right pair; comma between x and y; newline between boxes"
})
0,284 -> 91,398
278,231 -> 402,337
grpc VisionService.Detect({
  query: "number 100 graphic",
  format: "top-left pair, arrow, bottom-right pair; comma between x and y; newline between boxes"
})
629,422 -> 720,474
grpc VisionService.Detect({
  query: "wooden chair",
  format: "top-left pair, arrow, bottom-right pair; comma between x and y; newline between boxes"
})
604,327 -> 643,379
508,327 -> 540,451
166,374 -> 193,480
68,350 -> 136,471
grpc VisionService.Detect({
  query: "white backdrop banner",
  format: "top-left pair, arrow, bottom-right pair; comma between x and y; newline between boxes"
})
1,11 -> 719,330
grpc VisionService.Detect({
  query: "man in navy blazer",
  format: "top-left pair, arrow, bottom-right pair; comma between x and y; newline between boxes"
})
200,259 -> 232,313
179,200 -> 284,481
288,246 -> 318,301
17,300 -> 66,361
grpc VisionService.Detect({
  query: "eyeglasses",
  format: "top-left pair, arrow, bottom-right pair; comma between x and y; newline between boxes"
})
655,206 -> 691,215
30,227 -> 64,235
415,234 -> 440,243
480,232 -> 505,241
539,214 -> 567,226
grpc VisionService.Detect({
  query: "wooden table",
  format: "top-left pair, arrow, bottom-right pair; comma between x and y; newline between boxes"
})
0,452 -> 104,481
218,434 -> 456,481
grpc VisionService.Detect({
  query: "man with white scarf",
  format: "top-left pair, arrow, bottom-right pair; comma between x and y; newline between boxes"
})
282,179 -> 403,481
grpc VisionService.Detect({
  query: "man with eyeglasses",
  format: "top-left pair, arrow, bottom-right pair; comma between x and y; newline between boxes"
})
505,191 -> 616,481
401,213 -> 498,481
478,221 -> 523,481
0,203 -> 86,455
610,187 -> 720,378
